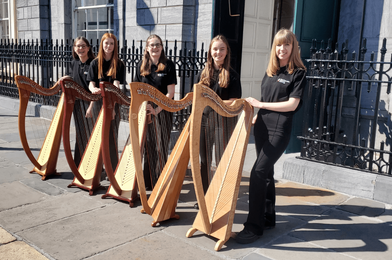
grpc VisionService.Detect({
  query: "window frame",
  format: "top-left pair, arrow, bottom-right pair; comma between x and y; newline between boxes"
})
72,1 -> 114,41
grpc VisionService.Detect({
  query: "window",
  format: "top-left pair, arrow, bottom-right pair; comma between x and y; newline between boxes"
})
73,0 -> 114,43
0,0 -> 9,39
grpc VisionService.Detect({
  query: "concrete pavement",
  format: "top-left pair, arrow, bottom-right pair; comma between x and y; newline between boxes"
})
0,95 -> 392,260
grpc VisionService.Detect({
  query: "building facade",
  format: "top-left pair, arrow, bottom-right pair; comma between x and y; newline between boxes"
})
3,0 -> 392,152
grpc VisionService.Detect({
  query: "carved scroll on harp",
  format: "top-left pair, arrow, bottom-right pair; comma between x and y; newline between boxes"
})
15,75 -> 63,180
60,78 -> 103,195
128,82 -> 193,225
99,82 -> 143,207
186,84 -> 253,251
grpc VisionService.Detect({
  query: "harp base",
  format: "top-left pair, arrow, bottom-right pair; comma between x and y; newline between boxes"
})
67,178 -> 103,196
101,187 -> 139,208
186,227 -> 231,251
151,213 -> 180,227
30,167 -> 60,181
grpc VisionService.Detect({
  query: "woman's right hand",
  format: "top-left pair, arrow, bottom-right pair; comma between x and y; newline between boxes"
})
89,82 -> 101,94
85,102 -> 94,118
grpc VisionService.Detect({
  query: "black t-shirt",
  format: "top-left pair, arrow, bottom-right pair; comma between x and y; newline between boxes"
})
87,58 -> 125,86
195,67 -> 242,99
133,59 -> 177,95
69,58 -> 93,92
260,67 -> 306,114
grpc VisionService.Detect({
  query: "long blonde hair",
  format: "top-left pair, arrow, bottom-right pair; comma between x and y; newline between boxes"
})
96,33 -> 119,79
199,35 -> 231,88
266,28 -> 306,77
140,34 -> 167,77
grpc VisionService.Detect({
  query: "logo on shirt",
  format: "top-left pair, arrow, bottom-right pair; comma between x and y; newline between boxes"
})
277,78 -> 290,84
157,73 -> 167,77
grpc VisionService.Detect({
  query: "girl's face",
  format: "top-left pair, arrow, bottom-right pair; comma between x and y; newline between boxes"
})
103,37 -> 115,56
147,37 -> 162,61
275,42 -> 292,66
210,39 -> 227,67
74,39 -> 89,60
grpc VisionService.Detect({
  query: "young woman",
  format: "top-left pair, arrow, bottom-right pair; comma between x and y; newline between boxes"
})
236,28 -> 307,244
195,35 -> 242,198
87,33 -> 125,173
62,36 -> 95,167
133,34 -> 177,189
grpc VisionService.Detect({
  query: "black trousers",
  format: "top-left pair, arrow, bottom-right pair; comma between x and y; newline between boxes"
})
244,110 -> 292,236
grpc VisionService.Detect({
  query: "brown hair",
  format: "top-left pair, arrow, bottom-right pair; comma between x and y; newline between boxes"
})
72,36 -> 95,60
198,35 -> 231,88
140,34 -> 167,77
96,33 -> 119,79
266,28 -> 306,77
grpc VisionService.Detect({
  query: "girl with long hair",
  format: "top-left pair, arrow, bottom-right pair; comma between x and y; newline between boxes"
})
87,33 -> 125,174
195,34 -> 242,199
133,34 -> 177,189
62,36 -> 95,167
236,28 -> 307,244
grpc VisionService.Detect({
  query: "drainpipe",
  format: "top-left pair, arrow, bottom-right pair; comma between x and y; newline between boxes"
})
358,0 -> 366,55
211,0 -> 216,38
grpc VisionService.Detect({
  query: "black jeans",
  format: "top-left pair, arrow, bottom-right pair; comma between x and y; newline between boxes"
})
244,110 -> 292,235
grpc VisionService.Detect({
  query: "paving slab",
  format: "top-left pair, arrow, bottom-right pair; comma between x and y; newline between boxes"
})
289,208 -> 392,260
0,241 -> 48,260
0,192 -> 107,233
88,230 -> 223,260
0,156 -> 35,184
337,197 -> 385,217
17,202 -> 165,260
0,182 -> 47,211
0,227 -> 16,244
255,235 -> 354,260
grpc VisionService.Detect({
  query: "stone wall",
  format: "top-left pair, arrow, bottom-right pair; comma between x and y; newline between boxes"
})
124,0 -> 212,49
16,0 -> 51,40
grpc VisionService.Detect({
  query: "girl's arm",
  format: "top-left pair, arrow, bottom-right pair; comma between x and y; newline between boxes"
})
113,80 -> 120,88
89,81 -> 101,94
245,97 -> 300,112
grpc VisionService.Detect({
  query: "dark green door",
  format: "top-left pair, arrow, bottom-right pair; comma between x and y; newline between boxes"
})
286,0 -> 340,153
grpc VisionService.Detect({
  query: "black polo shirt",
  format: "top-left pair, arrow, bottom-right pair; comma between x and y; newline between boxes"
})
195,67 -> 242,100
133,59 -> 177,95
87,58 -> 125,86
69,58 -> 93,92
260,67 -> 306,114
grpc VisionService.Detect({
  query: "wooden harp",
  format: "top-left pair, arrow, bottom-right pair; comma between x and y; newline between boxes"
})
128,82 -> 193,226
15,75 -> 63,180
60,78 -> 104,195
99,81 -> 144,206
186,84 -> 253,251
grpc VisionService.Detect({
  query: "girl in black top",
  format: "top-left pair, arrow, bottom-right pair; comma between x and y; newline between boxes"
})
61,36 -> 95,167
195,35 -> 242,195
133,34 -> 177,189
236,28 -> 307,244
87,33 -> 125,173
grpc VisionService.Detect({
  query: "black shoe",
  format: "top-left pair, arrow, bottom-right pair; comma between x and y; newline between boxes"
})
264,222 -> 275,230
235,229 -> 261,244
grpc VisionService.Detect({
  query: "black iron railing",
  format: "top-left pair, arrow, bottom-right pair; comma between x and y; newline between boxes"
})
299,38 -> 392,175
0,38 -> 206,129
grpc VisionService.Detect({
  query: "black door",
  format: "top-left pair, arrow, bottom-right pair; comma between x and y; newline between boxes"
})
212,0 -> 245,76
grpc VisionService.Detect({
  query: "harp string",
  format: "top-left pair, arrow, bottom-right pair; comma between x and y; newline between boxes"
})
143,101 -> 173,189
209,112 -> 244,222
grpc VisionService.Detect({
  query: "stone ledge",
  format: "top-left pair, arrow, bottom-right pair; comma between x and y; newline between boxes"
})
282,157 -> 392,205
